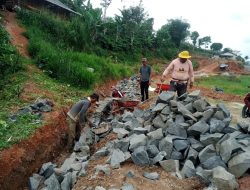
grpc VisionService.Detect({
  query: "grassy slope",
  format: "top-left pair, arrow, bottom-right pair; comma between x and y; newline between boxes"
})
197,75 -> 250,96
0,59 -> 88,149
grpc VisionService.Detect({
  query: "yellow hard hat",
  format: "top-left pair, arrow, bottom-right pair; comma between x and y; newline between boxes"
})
178,51 -> 191,59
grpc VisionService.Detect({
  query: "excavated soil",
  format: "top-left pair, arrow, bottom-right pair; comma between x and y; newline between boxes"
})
0,110 -> 68,190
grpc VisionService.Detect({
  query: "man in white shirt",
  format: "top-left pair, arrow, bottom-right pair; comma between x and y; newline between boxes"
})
161,51 -> 194,97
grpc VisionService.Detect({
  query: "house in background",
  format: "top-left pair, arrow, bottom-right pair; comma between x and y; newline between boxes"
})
219,52 -> 237,60
0,0 -> 80,17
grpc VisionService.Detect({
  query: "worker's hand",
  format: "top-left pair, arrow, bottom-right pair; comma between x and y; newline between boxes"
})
160,77 -> 165,83
189,82 -> 193,89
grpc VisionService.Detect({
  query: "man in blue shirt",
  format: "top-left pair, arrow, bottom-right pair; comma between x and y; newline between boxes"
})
139,58 -> 151,101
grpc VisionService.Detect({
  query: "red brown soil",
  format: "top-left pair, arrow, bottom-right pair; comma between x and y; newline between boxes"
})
2,11 -> 29,58
0,110 -> 68,190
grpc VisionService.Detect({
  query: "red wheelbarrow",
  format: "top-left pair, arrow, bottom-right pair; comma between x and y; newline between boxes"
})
154,83 -> 170,93
111,99 -> 140,114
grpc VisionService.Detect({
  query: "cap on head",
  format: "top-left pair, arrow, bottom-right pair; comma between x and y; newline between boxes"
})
178,51 -> 191,59
141,58 -> 147,62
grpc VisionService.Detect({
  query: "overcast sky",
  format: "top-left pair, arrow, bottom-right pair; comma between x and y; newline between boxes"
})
91,0 -> 250,57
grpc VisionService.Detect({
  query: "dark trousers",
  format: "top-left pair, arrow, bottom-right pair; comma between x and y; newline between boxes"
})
169,80 -> 187,97
140,81 -> 149,101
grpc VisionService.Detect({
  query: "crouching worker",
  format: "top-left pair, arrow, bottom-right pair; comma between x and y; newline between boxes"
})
66,93 -> 99,150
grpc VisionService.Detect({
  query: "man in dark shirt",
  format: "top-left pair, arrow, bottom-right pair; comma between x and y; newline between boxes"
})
139,58 -> 151,101
66,93 -> 99,149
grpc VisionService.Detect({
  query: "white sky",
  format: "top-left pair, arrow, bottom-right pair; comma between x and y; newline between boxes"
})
91,0 -> 250,57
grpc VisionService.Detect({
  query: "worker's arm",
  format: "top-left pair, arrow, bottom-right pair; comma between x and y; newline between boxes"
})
161,61 -> 174,82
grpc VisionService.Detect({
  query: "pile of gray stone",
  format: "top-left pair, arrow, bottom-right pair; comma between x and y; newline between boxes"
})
29,91 -> 250,190
114,75 -> 141,100
9,99 -> 53,122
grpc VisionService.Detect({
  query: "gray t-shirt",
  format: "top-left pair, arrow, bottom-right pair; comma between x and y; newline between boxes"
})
67,98 -> 91,124
140,65 -> 151,82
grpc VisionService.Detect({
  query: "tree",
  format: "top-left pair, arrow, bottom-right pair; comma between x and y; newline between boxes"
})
100,0 -> 112,21
166,19 -> 190,47
210,42 -> 223,52
190,31 -> 199,46
223,48 -> 233,53
198,36 -> 211,48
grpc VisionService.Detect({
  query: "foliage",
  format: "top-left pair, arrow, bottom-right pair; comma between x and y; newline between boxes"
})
165,19 -> 190,47
190,31 -> 199,46
0,113 -> 41,149
0,25 -> 22,89
17,9 -> 131,87
198,36 -> 211,48
192,60 -> 199,70
210,43 -> 223,52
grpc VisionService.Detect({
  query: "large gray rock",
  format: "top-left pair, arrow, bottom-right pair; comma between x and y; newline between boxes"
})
61,172 -> 72,190
161,105 -> 171,115
173,139 -> 189,151
177,102 -> 197,121
44,174 -> 60,190
209,118 -> 226,133
219,138 -> 242,163
198,144 -> 217,163
166,124 -> 187,138
181,160 -> 196,178
152,115 -> 166,128
157,91 -> 175,103
201,109 -> 214,122
113,128 -> 129,139
159,159 -> 180,172
146,145 -> 160,158
152,151 -> 167,164
217,103 -> 230,118
113,138 -> 130,152
201,156 -> 227,170
189,138 -> 204,151
129,134 -> 147,150
110,149 -> 126,169
147,128 -> 163,143
28,174 -> 44,190
228,151 -> 250,177
159,136 -> 173,159
200,133 -> 224,146
131,146 -> 150,166
212,166 -> 238,190
186,147 -> 198,164
193,98 -> 208,112
152,103 -> 167,112
188,121 -> 210,137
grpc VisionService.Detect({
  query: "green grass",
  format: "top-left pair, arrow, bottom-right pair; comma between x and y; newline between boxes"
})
196,75 -> 250,96
0,113 -> 41,149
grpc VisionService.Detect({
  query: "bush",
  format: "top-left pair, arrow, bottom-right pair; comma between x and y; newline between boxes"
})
0,25 -> 22,90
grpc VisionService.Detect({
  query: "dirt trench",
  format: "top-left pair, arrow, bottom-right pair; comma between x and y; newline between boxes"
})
0,110 -> 68,190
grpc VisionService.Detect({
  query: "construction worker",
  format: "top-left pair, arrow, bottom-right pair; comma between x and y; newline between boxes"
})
161,51 -> 194,97
139,57 -> 151,102
66,93 -> 99,149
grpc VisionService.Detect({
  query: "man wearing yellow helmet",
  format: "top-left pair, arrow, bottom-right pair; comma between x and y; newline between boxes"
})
161,51 -> 194,96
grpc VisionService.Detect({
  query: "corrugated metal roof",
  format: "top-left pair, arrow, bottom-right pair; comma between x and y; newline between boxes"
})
45,0 -> 81,15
